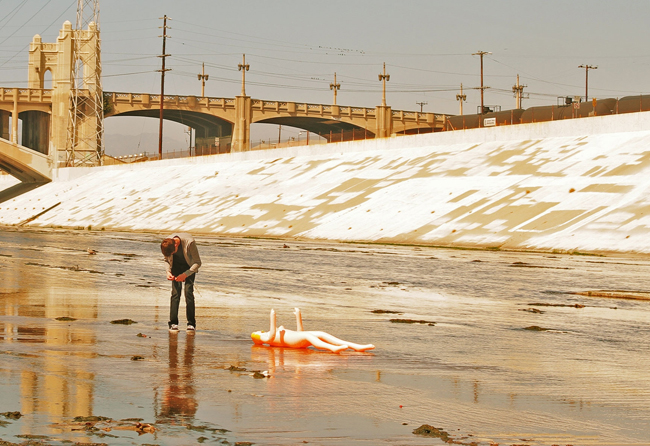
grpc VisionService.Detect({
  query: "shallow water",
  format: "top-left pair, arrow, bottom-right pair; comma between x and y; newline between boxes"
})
1,228 -> 649,445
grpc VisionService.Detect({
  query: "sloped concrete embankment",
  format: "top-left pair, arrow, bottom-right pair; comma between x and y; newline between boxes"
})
2,112 -> 650,254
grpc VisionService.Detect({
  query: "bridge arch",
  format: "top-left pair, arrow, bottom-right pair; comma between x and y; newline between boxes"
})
105,108 -> 233,154
254,116 -> 374,142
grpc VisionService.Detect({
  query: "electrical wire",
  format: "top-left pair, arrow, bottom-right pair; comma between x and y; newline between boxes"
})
0,0 -> 76,69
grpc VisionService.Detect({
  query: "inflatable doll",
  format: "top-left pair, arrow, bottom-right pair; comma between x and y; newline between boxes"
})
251,308 -> 375,353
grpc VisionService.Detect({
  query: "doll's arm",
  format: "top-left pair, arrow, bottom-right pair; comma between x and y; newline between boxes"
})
294,308 -> 304,332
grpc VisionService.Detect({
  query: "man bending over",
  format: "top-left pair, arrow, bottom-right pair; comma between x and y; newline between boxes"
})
161,233 -> 202,333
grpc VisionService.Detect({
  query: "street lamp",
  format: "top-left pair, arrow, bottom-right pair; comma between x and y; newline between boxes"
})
197,62 -> 209,97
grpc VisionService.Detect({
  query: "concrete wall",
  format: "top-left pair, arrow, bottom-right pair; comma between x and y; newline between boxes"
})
3,112 -> 650,254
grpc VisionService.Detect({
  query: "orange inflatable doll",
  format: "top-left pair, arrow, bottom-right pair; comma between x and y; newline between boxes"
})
251,308 -> 375,353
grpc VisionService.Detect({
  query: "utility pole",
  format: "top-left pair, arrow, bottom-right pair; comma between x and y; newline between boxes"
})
198,62 -> 209,97
416,101 -> 428,113
157,15 -> 171,160
330,72 -> 341,105
512,74 -> 527,109
238,54 -> 249,96
456,83 -> 466,115
472,50 -> 491,114
378,62 -> 390,106
578,64 -> 597,102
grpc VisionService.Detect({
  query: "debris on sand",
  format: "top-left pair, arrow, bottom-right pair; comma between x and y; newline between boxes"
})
252,371 -> 270,379
110,319 -> 137,325
15,434 -> 50,439
55,316 -> 77,321
390,319 -> 436,326
228,365 -> 247,372
371,309 -> 403,314
73,416 -> 112,422
131,356 -> 144,361
413,424 -> 451,441
113,422 -> 156,434
52,416 -> 156,436
524,326 -> 551,331
510,261 -> 571,270
136,333 -> 147,337
185,424 -> 230,434
519,308 -> 544,314
528,302 -> 584,308
571,290 -> 650,301
0,411 -> 22,419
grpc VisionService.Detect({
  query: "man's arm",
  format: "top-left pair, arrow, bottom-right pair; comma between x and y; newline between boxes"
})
176,241 -> 202,281
184,241 -> 202,276
164,256 -> 174,280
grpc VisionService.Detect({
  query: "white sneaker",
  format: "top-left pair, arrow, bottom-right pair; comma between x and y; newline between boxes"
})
187,325 -> 196,333
169,324 -> 179,332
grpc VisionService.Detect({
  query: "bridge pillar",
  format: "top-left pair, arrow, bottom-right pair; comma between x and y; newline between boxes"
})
232,95 -> 251,152
12,89 -> 18,144
20,111 -> 50,155
375,105 -> 393,138
0,110 -> 9,140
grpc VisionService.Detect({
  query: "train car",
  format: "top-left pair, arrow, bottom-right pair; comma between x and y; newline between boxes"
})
616,95 -> 650,114
443,95 -> 650,132
520,98 -> 616,123
445,109 -> 525,131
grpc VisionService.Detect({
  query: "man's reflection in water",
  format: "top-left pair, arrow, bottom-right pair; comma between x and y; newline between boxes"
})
157,333 -> 197,422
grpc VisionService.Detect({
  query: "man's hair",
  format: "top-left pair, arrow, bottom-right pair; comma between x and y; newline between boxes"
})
161,238 -> 176,256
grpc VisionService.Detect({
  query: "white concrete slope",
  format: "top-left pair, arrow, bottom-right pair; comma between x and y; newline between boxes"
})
3,112 -> 650,254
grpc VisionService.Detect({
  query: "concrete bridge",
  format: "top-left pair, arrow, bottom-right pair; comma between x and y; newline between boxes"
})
0,20 -> 448,202
105,91 -> 445,153
0,85 -> 446,171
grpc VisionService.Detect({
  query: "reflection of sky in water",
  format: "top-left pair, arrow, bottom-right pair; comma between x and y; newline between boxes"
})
0,229 -> 649,445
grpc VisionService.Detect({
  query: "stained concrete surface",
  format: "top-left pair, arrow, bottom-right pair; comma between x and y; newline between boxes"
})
0,228 -> 649,445
5,113 -> 650,254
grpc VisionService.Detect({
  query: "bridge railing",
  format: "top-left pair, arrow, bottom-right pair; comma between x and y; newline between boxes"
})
105,92 -> 442,124
105,92 -> 237,109
0,88 -> 53,103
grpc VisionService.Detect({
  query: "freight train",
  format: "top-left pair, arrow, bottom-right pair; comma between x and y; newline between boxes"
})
444,95 -> 650,131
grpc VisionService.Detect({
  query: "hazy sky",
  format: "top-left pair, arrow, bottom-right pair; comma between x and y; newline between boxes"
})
2,0 -> 650,152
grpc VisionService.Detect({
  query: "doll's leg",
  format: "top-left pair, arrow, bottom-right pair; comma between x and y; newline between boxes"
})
259,309 -> 277,343
311,331 -> 375,352
303,333 -> 347,353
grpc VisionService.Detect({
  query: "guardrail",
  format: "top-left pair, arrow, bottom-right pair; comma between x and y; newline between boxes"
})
0,88 -> 53,103
104,91 -> 443,124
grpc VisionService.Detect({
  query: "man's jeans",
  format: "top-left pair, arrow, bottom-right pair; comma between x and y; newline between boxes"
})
169,274 -> 196,328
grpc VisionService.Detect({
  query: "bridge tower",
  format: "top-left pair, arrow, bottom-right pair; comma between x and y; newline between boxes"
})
28,5 -> 103,168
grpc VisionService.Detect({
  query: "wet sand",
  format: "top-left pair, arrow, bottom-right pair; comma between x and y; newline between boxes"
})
1,228 -> 649,445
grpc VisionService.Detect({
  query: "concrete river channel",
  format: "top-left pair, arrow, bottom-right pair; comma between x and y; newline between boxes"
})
0,228 -> 649,445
